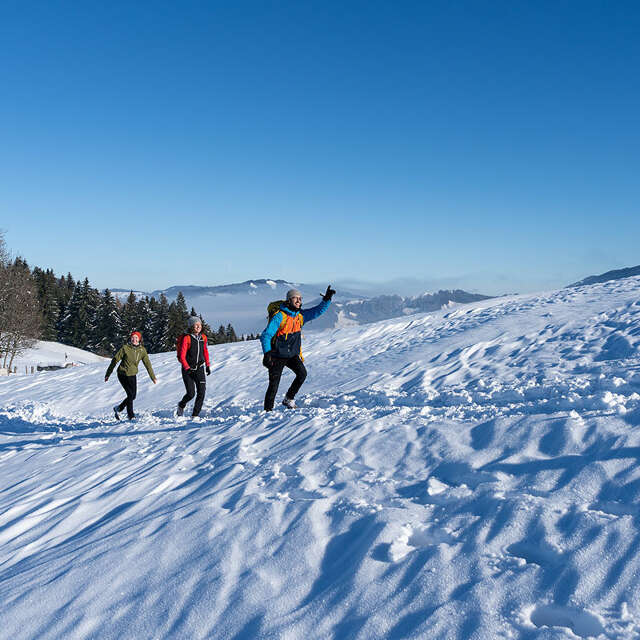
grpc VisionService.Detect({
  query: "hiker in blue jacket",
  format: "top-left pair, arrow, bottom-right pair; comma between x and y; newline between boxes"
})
261,285 -> 335,411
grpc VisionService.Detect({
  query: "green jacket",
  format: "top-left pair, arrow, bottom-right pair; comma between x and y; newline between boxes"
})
106,343 -> 156,381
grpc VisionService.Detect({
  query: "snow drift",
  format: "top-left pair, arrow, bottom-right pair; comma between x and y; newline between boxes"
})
1,277 -> 640,638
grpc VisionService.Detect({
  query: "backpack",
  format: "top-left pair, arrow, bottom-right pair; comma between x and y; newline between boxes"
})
176,334 -> 190,361
267,300 -> 286,320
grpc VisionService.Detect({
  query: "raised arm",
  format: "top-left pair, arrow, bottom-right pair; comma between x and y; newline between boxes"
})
301,298 -> 331,323
301,285 -> 335,323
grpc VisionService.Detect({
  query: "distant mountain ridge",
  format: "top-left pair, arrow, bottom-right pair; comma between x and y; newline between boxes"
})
153,279 -> 296,298
113,279 -> 367,301
112,279 -> 492,334
568,265 -> 640,288
332,290 -> 492,327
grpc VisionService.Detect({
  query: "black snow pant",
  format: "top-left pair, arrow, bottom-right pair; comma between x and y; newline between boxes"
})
179,366 -> 207,417
264,355 -> 307,411
117,372 -> 137,420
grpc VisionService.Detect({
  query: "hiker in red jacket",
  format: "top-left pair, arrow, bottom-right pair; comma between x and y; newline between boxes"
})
177,316 -> 210,417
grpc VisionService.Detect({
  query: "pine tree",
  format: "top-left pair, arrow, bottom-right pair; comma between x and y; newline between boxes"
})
150,293 -> 170,352
85,281 -> 101,343
136,296 -> 153,347
12,256 -> 30,274
55,273 -> 76,341
58,279 -> 92,349
225,323 -> 238,343
166,292 -> 189,350
60,273 -> 75,303
145,297 -> 159,353
199,314 -> 213,339
32,267 -> 59,341
93,289 -> 122,355
120,291 -> 139,339
214,324 -> 226,345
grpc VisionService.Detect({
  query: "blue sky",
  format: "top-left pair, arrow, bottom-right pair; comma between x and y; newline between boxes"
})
1,1 -> 638,295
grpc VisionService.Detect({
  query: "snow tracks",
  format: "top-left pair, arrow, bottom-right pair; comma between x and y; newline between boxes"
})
2,277 -> 640,638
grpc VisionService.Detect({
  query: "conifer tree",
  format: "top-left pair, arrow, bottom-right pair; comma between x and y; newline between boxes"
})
120,291 -> 139,339
55,273 -> 76,340
214,324 -> 226,345
166,292 -> 189,349
175,292 -> 189,322
135,296 -> 153,347
199,314 -> 213,338
85,281 -> 101,341
145,297 -> 159,353
32,267 -> 59,341
60,273 -> 75,304
58,279 -> 92,349
150,293 -> 170,352
225,323 -> 238,343
12,256 -> 30,274
93,289 -> 122,355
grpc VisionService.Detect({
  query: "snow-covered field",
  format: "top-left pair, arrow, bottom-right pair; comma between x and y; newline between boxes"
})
5,340 -> 105,374
2,278 -> 640,639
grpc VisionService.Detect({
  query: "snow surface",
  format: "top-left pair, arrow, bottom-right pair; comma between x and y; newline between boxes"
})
2,277 -> 640,638
7,340 -> 106,373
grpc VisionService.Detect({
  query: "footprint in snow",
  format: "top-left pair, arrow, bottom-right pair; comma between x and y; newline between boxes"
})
519,603 -> 605,638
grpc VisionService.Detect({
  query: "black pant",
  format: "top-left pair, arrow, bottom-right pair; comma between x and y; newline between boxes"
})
264,355 -> 307,411
179,366 -> 207,416
117,372 -> 137,419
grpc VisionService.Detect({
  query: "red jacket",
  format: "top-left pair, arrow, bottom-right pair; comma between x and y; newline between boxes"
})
179,333 -> 210,370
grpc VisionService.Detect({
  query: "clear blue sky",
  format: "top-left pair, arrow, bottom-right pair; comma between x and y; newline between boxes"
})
1,0 -> 638,295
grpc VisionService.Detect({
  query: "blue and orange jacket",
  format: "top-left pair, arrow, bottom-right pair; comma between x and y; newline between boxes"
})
260,299 -> 331,358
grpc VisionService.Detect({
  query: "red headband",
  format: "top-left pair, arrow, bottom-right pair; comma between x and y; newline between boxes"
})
130,331 -> 142,341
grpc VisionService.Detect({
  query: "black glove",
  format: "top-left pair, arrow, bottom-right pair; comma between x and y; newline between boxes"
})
263,352 -> 273,368
206,366 -> 211,376
322,285 -> 336,301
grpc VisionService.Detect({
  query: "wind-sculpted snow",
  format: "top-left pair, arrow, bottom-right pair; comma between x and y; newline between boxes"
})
2,277 -> 640,638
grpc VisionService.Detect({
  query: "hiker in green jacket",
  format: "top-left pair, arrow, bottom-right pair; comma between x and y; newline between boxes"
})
105,331 -> 157,420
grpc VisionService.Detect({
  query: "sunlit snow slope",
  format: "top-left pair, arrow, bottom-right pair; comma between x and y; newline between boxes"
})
6,340 -> 106,372
1,277 -> 640,639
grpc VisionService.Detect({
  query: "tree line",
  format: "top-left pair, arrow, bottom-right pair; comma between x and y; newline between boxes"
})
0,232 -> 253,368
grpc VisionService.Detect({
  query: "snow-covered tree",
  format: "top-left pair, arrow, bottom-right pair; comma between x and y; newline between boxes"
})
167,291 -> 190,349
92,289 -> 122,355
150,293 -> 170,353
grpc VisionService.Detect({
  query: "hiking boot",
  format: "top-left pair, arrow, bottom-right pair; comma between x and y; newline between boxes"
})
282,396 -> 297,409
113,406 -> 121,421
176,404 -> 184,417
